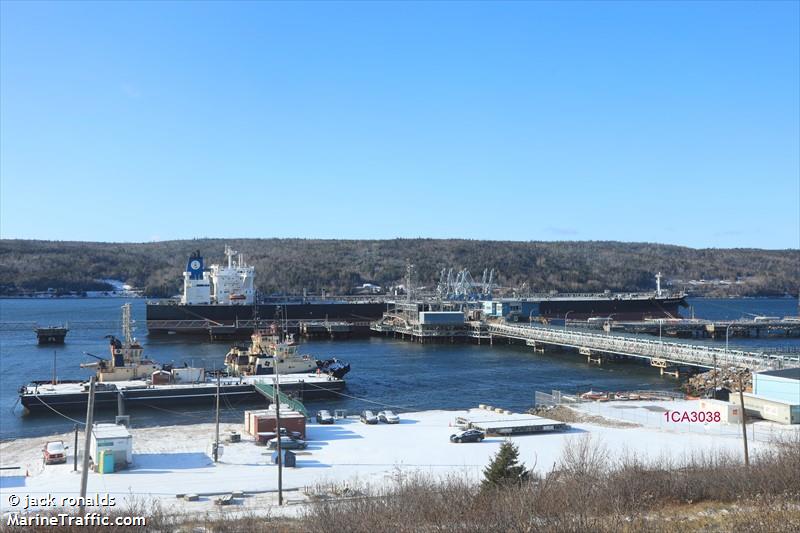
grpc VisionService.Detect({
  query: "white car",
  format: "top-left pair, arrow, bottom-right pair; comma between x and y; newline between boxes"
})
378,410 -> 400,424
360,410 -> 378,424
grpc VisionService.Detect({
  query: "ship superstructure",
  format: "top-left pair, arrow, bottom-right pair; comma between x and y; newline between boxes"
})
80,304 -> 162,382
181,246 -> 255,305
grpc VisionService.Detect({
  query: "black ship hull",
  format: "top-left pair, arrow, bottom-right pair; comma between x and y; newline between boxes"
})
20,379 -> 345,414
147,302 -> 387,334
537,296 -> 687,321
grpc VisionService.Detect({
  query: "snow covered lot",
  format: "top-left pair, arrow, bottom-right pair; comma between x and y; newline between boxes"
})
0,404 -> 787,517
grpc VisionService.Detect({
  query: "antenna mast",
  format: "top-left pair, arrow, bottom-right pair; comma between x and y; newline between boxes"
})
405,262 -> 414,302
121,303 -> 134,345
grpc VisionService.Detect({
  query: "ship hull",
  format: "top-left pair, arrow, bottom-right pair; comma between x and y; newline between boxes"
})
537,296 -> 687,321
20,380 -> 344,414
147,302 -> 387,334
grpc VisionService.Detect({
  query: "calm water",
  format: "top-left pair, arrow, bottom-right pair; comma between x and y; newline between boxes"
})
1,297 -> 797,439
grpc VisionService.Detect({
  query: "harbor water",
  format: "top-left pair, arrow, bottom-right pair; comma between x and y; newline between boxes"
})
1,297 -> 798,440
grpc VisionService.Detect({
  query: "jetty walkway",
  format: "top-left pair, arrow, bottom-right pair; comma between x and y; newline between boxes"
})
486,323 -> 799,371
371,319 -> 800,371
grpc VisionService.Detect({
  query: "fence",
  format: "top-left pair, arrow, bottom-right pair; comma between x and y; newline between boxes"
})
533,389 -> 682,408
574,400 -> 795,444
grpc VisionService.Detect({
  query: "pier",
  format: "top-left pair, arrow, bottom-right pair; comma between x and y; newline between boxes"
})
371,318 -> 800,372
0,318 -> 372,341
607,318 -> 800,339
485,322 -> 798,371
150,319 -> 373,339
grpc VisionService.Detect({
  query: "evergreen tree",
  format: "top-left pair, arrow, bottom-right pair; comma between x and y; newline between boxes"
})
482,440 -> 528,488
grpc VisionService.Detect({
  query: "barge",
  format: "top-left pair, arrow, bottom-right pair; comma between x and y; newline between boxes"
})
35,325 -> 68,345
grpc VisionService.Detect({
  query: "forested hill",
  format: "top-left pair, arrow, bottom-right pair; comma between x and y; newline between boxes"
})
0,239 -> 797,297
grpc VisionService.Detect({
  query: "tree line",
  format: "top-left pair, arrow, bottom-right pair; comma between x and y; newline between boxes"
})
0,238 -> 797,298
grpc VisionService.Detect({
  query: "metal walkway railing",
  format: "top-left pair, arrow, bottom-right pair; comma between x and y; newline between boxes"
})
486,323 -> 799,371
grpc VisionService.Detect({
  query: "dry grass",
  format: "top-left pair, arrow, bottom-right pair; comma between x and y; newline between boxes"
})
298,432 -> 800,533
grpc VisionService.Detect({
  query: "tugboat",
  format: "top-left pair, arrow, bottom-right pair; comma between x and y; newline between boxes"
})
225,325 -> 351,379
79,305 -> 164,381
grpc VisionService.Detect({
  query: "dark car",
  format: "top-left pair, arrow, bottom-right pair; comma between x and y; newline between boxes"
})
267,436 -> 307,450
316,410 -> 335,424
450,429 -> 485,443
278,428 -> 304,440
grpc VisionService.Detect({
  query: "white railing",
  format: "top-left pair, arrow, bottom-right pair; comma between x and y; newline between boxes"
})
147,319 -> 372,329
487,323 -> 799,371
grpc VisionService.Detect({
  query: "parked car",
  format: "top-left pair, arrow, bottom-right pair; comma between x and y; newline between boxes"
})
267,436 -> 307,450
450,429 -> 485,443
360,410 -> 378,424
316,410 -> 335,424
278,427 -> 304,439
43,440 -> 67,464
377,410 -> 400,424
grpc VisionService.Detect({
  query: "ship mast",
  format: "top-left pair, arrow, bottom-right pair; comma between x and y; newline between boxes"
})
122,303 -> 134,346
225,245 -> 237,269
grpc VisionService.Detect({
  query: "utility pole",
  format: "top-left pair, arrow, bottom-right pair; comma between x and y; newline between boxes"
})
79,376 -> 96,513
275,376 -> 283,505
73,424 -> 78,472
275,309 -> 284,506
214,372 -> 220,463
738,374 -> 750,466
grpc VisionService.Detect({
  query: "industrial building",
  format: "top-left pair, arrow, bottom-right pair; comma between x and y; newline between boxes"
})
734,368 -> 800,425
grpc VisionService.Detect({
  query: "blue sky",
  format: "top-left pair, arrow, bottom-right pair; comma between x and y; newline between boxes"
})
1,1 -> 798,248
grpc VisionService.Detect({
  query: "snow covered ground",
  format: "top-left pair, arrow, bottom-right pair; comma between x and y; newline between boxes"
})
572,399 -> 800,442
1,404 -> 791,518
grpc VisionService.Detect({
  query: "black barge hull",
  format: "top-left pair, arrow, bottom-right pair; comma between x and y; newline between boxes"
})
20,380 -> 344,414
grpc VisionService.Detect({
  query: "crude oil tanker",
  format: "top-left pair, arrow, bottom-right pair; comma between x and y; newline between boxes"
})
145,247 -> 386,335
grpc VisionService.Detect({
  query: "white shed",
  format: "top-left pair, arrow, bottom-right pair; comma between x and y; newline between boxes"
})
90,423 -> 133,469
